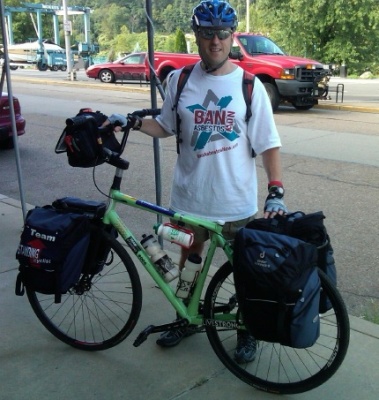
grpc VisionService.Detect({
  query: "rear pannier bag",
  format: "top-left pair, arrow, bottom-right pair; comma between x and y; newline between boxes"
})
51,196 -> 116,274
15,205 -> 91,303
246,211 -> 336,313
234,228 -> 321,348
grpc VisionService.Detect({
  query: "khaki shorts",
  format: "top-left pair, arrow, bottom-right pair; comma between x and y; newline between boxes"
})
172,214 -> 256,243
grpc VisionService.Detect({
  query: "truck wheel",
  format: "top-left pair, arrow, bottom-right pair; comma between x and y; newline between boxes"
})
263,82 -> 280,111
50,65 -> 59,72
60,65 -> 67,71
37,61 -> 48,72
99,69 -> 115,83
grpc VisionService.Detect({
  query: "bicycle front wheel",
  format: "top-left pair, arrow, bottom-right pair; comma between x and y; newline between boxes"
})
203,262 -> 350,394
26,226 -> 142,351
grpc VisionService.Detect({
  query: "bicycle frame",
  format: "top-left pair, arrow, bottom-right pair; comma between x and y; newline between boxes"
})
102,168 -> 235,326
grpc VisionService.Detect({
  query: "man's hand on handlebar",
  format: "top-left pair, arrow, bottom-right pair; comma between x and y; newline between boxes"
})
126,114 -> 143,131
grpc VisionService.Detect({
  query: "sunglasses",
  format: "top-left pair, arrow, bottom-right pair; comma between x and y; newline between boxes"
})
197,29 -> 232,40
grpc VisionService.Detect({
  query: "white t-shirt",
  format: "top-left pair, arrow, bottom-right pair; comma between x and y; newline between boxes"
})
156,62 -> 281,222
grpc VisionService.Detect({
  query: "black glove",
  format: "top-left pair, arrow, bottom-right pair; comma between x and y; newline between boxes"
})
126,114 -> 142,130
264,182 -> 288,214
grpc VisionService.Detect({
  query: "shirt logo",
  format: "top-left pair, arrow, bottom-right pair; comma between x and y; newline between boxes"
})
187,89 -> 240,151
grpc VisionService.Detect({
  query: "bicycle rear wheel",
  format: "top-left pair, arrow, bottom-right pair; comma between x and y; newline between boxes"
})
204,262 -> 350,394
26,226 -> 142,351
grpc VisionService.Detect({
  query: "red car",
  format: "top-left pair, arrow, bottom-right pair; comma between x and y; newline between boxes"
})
86,53 -> 147,83
0,93 -> 26,149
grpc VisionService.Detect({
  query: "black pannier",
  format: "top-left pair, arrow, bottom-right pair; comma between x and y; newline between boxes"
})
15,206 -> 91,303
15,198 -> 108,303
234,228 -> 321,348
246,211 -> 337,312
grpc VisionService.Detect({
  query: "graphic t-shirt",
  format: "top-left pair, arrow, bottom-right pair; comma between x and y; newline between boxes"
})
156,63 -> 281,222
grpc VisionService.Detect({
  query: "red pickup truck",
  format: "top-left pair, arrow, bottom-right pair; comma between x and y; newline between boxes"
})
86,33 -> 327,111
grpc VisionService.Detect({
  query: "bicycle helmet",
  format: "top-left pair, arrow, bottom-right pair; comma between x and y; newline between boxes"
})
192,0 -> 238,31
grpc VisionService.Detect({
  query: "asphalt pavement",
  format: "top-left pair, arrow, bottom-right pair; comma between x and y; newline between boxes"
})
1,73 -> 379,399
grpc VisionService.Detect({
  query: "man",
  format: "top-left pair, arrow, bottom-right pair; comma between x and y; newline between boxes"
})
127,0 -> 287,364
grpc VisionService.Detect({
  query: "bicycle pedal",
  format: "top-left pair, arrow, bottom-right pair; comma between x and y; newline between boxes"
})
133,324 -> 156,347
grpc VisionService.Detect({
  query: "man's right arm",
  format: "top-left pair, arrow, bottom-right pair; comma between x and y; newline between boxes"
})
128,116 -> 172,138
139,118 -> 172,138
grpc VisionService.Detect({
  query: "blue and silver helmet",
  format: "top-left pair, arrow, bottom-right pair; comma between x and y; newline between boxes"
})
191,0 -> 238,31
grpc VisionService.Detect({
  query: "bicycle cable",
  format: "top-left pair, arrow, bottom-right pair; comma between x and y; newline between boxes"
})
92,163 -> 112,200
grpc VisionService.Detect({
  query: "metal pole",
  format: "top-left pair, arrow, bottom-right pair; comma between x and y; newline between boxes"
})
145,0 -> 163,238
0,0 -> 27,220
145,1 -> 161,205
246,0 -> 250,32
62,0 -> 75,80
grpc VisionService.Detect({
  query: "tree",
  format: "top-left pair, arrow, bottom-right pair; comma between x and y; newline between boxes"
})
5,0 -> 378,74
174,29 -> 187,53
254,0 -> 379,74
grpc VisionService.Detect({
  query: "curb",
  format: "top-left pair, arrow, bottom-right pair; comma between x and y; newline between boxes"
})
11,76 -> 151,93
315,103 -> 379,113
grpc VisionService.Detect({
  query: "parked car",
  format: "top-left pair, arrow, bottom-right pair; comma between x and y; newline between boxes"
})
0,93 -> 26,149
86,53 -> 147,83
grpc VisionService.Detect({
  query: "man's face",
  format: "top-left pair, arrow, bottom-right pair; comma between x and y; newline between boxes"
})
196,28 -> 233,69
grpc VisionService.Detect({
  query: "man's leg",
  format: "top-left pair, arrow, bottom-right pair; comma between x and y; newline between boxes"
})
157,232 -> 207,348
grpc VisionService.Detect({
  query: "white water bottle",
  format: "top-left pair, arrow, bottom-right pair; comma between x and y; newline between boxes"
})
140,234 -> 179,282
176,254 -> 202,299
154,223 -> 194,249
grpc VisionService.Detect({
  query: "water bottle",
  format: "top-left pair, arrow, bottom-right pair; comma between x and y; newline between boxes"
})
154,222 -> 194,248
140,234 -> 179,282
176,253 -> 202,299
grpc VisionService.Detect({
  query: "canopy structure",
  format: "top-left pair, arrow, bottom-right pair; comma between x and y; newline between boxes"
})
0,0 -> 163,223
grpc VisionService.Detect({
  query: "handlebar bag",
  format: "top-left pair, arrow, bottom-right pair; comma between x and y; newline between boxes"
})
15,205 -> 91,303
55,115 -> 121,168
233,228 -> 321,348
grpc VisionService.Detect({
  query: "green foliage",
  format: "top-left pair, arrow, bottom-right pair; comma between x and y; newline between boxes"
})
254,0 -> 379,75
3,0 -> 379,75
174,29 -> 188,53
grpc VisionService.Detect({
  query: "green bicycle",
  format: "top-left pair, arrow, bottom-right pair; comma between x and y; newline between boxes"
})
26,109 -> 350,395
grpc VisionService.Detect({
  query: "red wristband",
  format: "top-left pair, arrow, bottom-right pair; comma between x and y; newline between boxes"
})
268,180 -> 283,189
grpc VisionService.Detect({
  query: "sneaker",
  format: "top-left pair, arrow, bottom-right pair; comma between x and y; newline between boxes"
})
234,331 -> 257,364
156,325 -> 198,348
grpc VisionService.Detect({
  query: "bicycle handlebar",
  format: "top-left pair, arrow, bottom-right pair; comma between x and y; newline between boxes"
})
131,108 -> 161,118
102,108 -> 161,170
102,147 -> 130,170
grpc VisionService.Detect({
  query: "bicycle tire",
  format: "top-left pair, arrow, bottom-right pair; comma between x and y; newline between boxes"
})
203,262 -> 350,394
26,226 -> 143,351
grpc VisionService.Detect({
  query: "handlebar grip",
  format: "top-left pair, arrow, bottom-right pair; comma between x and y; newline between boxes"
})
131,108 -> 161,118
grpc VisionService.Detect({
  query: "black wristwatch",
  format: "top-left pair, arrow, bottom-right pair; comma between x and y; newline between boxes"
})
133,116 -> 143,131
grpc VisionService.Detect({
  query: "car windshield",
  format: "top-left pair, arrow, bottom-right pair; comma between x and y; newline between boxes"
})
235,35 -> 285,56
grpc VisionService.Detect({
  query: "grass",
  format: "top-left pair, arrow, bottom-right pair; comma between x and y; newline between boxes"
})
362,298 -> 379,324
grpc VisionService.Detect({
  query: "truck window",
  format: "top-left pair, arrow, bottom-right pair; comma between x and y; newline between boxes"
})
237,35 -> 285,56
